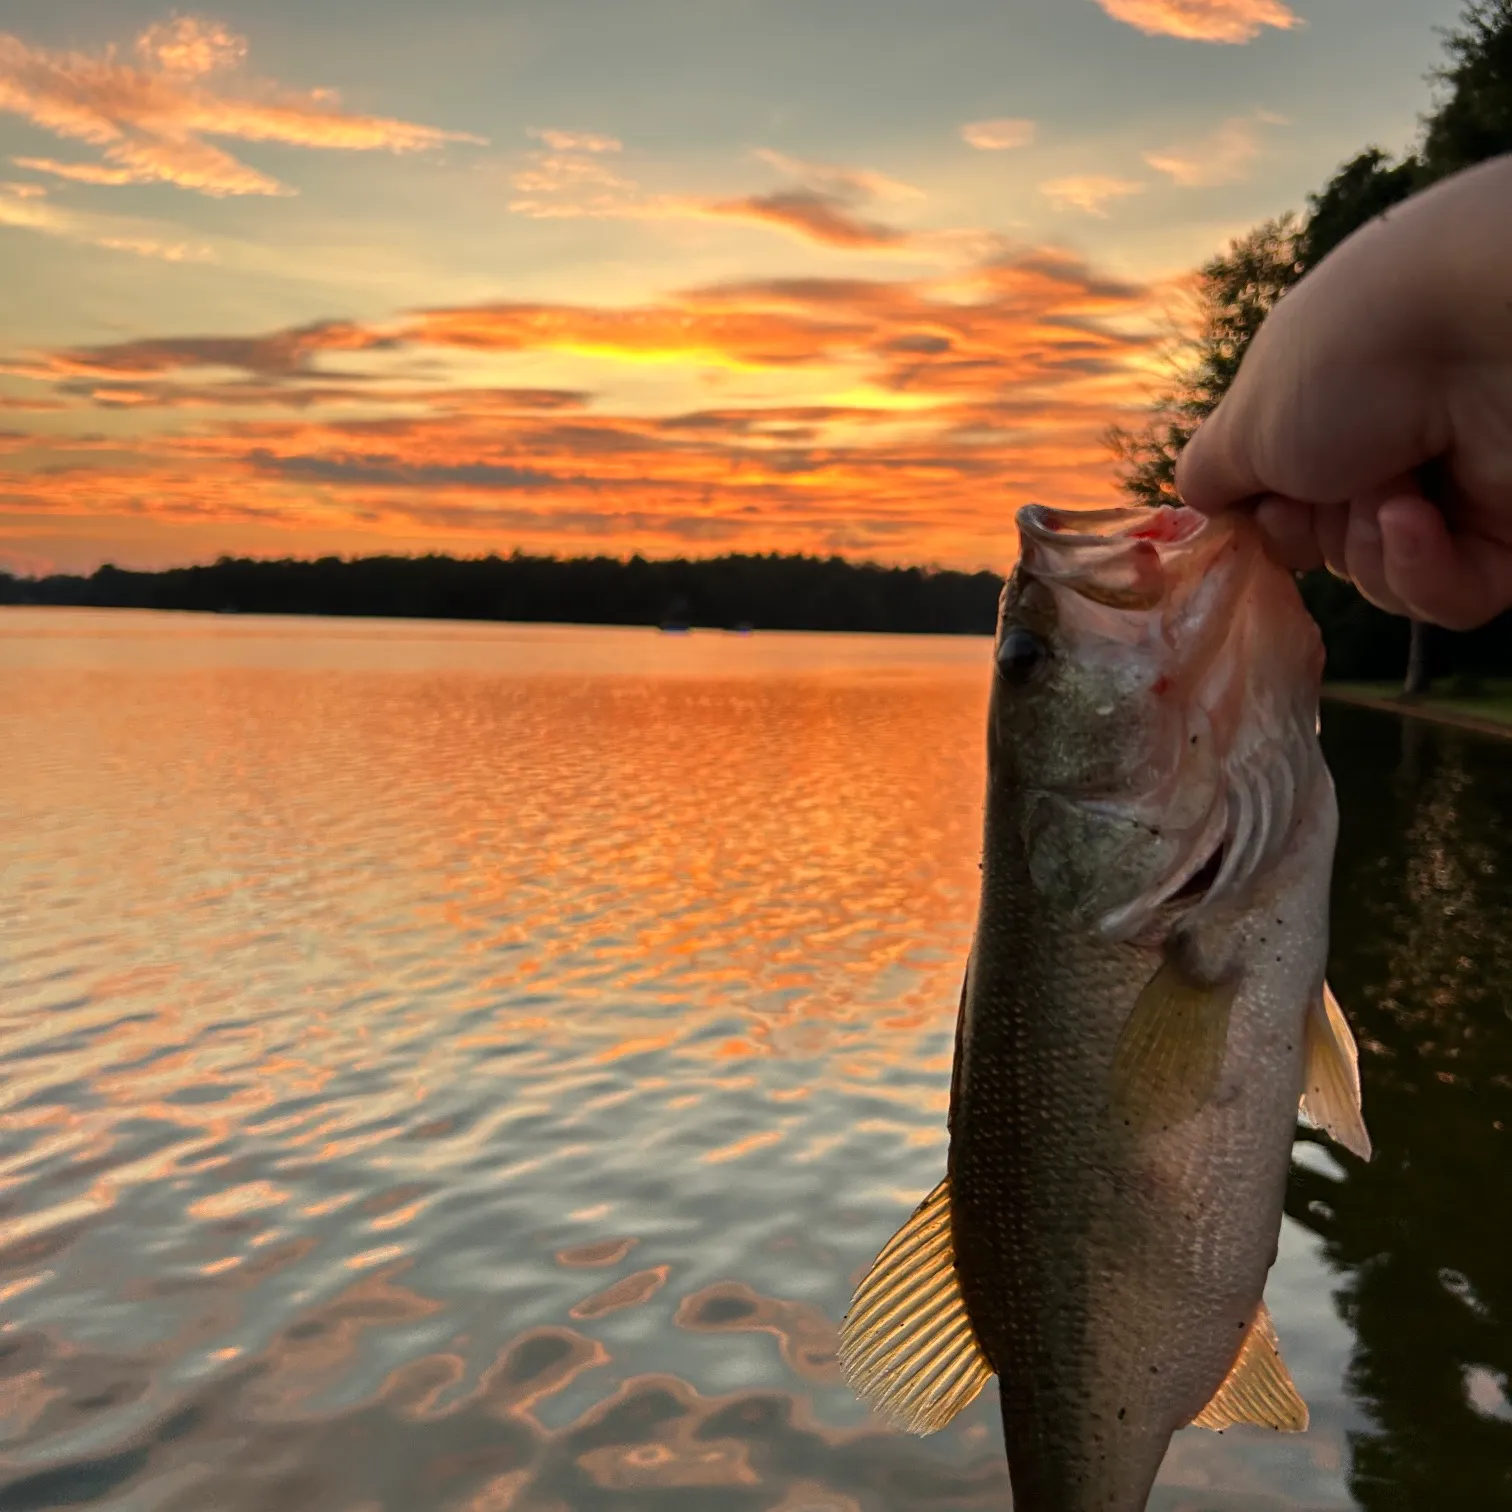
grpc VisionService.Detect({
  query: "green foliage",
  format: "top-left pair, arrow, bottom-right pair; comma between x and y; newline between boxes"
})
1423,0 -> 1512,176
1299,149 -> 1421,270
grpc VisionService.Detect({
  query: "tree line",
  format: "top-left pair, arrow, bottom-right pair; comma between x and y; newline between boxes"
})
9,547 -> 1512,680
0,552 -> 1004,638
1111,0 -> 1512,692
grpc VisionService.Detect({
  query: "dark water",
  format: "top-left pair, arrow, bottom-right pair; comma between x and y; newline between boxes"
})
1,609 -> 1508,1512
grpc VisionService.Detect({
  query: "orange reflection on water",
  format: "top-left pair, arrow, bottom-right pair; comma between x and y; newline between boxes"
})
569,1265 -> 672,1320
677,1281 -> 841,1384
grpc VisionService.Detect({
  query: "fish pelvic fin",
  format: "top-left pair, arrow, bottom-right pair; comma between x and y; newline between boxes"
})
1109,954 -> 1237,1136
1190,1302 -> 1309,1433
1299,982 -> 1373,1162
837,1177 -> 992,1435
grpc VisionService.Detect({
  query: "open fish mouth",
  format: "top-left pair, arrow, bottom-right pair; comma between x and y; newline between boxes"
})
1017,503 -> 1211,551
1012,504 -> 1226,614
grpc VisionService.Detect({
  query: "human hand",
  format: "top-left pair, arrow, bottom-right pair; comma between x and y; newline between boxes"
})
1175,155 -> 1512,631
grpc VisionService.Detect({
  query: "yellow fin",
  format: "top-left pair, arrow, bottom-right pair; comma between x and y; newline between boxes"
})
838,1177 -> 992,1435
1299,983 -> 1372,1161
1191,1302 -> 1309,1433
1110,955 -> 1237,1135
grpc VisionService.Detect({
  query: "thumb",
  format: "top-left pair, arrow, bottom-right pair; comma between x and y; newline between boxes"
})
1174,397 -> 1264,514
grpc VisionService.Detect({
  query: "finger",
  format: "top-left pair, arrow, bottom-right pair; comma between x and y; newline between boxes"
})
1315,502 -> 1351,581
1174,401 -> 1262,515
1379,495 -> 1512,631
1342,498 -> 1410,617
1253,496 -> 1323,572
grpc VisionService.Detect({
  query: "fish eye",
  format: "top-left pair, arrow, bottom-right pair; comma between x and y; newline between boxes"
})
997,627 -> 1048,686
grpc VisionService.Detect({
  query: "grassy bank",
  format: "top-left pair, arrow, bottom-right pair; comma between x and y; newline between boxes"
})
1323,681 -> 1512,740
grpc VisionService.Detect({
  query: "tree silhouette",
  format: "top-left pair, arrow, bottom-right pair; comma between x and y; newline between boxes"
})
0,552 -> 1004,638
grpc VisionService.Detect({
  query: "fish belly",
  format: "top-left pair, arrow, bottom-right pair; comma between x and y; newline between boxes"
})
949,914 -> 1303,1512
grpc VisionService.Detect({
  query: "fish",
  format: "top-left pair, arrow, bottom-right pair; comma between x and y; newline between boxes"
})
839,503 -> 1371,1512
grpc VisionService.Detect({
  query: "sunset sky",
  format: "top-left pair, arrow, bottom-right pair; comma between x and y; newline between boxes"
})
0,0 -> 1466,575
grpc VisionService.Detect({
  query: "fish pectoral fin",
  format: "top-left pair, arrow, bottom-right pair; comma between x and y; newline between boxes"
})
1299,982 -> 1373,1162
1190,1302 -> 1309,1434
1109,954 -> 1237,1135
837,1176 -> 992,1436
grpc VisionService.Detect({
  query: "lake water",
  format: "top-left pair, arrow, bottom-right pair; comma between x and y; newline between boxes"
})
2,609 -> 1509,1512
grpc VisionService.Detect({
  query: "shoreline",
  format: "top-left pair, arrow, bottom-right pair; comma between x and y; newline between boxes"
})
1321,686 -> 1512,742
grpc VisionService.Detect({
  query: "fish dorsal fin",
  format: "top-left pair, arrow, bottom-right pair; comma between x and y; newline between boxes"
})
1299,982 -> 1372,1161
838,1177 -> 992,1435
1191,1302 -> 1309,1433
1110,954 -> 1237,1136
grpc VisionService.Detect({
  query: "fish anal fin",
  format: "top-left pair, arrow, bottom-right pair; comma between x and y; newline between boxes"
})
838,1177 -> 992,1435
1110,954 -> 1237,1135
1299,982 -> 1372,1161
1191,1302 -> 1309,1434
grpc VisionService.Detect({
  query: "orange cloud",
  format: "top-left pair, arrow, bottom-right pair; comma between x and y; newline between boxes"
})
961,119 -> 1037,151
0,16 -> 484,198
530,128 -> 623,154
0,244 -> 1165,570
704,190 -> 907,249
1142,111 -> 1284,185
1092,0 -> 1300,43
1039,174 -> 1146,215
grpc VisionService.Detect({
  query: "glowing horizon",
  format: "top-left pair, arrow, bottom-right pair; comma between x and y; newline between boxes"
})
0,0 -> 1464,575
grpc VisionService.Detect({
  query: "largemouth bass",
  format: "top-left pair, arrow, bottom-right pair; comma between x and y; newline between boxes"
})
840,504 -> 1371,1512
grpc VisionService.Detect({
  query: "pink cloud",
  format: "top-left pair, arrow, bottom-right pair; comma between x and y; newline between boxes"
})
0,16 -> 485,198
1091,0 -> 1300,43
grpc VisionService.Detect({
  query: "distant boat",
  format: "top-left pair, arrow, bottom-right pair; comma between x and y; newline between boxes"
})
729,621 -> 754,635
659,620 -> 690,634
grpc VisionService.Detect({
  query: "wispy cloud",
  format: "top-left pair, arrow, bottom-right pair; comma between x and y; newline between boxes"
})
508,131 -> 645,219
17,319 -> 396,379
508,131 -> 916,249
1142,111 -> 1285,185
704,190 -> 907,249
0,15 -> 484,198
961,119 -> 1037,151
1039,174 -> 1146,216
1,245 -> 1166,566
1091,0 -> 1300,44
0,179 -> 214,259
749,149 -> 924,203
530,128 -> 623,154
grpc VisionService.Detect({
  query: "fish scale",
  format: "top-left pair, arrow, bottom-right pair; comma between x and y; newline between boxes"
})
839,504 -> 1373,1511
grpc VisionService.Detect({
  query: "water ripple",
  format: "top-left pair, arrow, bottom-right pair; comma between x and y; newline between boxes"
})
7,611 -> 1493,1509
